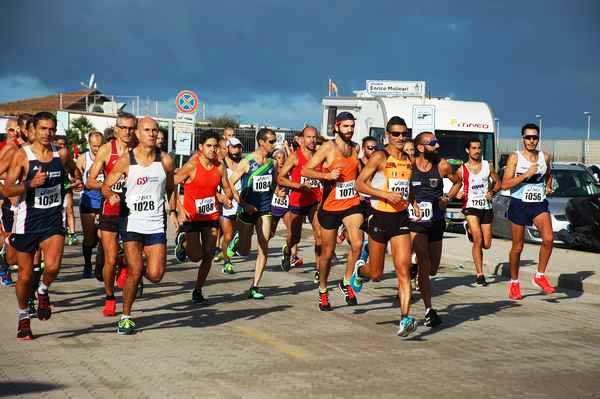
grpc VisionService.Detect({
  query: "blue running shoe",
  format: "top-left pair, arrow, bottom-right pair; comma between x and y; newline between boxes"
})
397,316 -> 417,337
0,271 -> 15,287
349,259 -> 366,293
359,240 -> 369,263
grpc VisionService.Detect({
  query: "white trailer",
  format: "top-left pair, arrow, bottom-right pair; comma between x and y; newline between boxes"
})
320,81 -> 496,224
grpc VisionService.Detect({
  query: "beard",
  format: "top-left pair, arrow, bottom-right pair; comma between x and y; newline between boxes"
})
230,153 -> 242,162
424,151 -> 440,163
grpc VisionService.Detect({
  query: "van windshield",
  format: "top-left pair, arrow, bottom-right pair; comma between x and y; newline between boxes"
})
434,130 -> 495,171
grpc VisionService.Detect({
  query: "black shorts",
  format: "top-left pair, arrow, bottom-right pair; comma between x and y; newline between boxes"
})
409,219 -> 446,242
462,208 -> 494,225
179,220 -> 219,233
368,210 -> 411,243
317,205 -> 362,231
1,203 -> 14,232
123,231 -> 166,246
359,200 -> 372,232
289,202 -> 319,217
238,211 -> 271,225
10,227 -> 66,253
98,215 -> 122,233
80,205 -> 102,215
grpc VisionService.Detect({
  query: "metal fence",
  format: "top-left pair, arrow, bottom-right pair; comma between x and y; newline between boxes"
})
193,127 -> 302,153
498,138 -> 600,164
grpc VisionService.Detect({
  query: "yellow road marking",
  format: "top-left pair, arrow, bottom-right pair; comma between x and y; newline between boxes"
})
234,326 -> 307,360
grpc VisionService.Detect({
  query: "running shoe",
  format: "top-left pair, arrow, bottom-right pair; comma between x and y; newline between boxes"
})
226,233 -> 239,258
248,286 -> 265,300
82,264 -> 93,279
102,298 -> 117,317
313,270 -> 320,284
532,274 -> 556,294
508,281 -> 523,300
95,243 -> 105,281
17,318 -> 33,340
463,221 -> 473,242
280,245 -> 291,272
397,316 -> 418,337
137,279 -> 144,298
291,256 -> 303,267
338,281 -> 358,306
336,229 -> 346,244
213,251 -> 224,262
410,263 -> 418,280
318,291 -> 332,311
28,297 -> 37,318
37,291 -> 52,321
192,288 -> 205,304
70,233 -> 79,245
117,318 -> 136,335
174,233 -> 187,263
0,271 -> 15,287
424,308 -> 442,328
475,275 -> 488,287
359,240 -> 369,263
222,261 -> 234,274
116,264 -> 128,289
349,259 -> 366,293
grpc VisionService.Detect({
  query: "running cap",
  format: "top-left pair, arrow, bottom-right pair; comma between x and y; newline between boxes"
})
335,111 -> 355,122
227,137 -> 243,147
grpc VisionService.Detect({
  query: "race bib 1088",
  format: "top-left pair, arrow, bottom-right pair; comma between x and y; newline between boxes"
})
195,197 -> 217,215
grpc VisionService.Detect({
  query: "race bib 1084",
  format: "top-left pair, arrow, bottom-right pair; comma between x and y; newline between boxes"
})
335,180 -> 357,200
252,175 -> 272,192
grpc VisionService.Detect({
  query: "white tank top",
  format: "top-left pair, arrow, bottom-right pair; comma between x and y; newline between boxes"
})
125,150 -> 166,234
510,150 -> 547,202
82,151 -> 104,185
222,167 -> 240,217
462,161 -> 492,210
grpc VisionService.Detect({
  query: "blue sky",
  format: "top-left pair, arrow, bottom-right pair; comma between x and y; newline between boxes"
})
1,0 -> 599,137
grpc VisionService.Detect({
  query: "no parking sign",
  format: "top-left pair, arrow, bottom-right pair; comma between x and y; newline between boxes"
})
175,90 -> 199,114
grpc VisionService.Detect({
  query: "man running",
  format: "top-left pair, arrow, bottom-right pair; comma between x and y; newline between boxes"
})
409,131 -> 460,328
4,112 -> 82,340
87,112 -> 136,316
277,126 -> 322,276
220,137 -> 243,274
353,116 -> 421,336
302,112 -> 363,311
76,131 -> 105,278
501,123 -> 555,300
172,131 -> 233,303
228,128 -> 277,299
54,136 -> 78,246
103,117 -> 175,335
450,138 -> 500,286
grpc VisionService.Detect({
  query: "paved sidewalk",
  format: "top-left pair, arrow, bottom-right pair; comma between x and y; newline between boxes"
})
1,229 -> 600,398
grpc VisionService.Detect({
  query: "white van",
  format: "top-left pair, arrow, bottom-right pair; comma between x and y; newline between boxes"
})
320,81 -> 496,225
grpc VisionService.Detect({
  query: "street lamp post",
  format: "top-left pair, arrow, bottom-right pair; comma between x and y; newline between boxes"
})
494,117 -> 500,164
536,114 -> 543,148
584,112 -> 591,164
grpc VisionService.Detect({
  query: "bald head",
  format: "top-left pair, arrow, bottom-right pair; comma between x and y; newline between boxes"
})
5,119 -> 18,140
301,125 -> 318,151
136,117 -> 160,148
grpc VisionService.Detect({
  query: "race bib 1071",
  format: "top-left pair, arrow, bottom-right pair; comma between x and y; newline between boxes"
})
335,180 -> 357,200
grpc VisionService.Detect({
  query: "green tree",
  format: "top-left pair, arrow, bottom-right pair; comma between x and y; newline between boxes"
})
209,115 -> 239,128
68,116 -> 95,153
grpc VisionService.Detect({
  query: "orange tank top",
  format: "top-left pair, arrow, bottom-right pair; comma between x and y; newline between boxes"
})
369,150 -> 412,212
183,159 -> 222,222
321,152 -> 360,212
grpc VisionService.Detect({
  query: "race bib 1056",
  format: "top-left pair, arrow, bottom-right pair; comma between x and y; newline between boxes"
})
522,184 -> 545,203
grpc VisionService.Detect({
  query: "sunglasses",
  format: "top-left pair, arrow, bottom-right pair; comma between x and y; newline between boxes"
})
389,131 -> 408,137
6,127 -> 17,132
523,135 -> 539,141
267,139 -> 277,144
365,145 -> 377,150
425,139 -> 440,146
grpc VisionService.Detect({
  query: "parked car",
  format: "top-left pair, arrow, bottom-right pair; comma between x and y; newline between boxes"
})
587,164 -> 600,183
492,163 -> 600,244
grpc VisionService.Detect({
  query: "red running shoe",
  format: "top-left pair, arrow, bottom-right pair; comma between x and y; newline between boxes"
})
338,281 -> 358,305
508,281 -> 523,300
318,291 -> 332,311
116,265 -> 128,289
291,256 -> 303,268
37,291 -> 52,320
532,274 -> 556,294
17,318 -> 33,340
102,298 -> 117,317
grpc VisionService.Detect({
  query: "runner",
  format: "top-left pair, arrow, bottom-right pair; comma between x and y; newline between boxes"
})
228,128 -> 278,299
356,136 -> 378,264
3,112 -> 82,340
54,136 -> 78,246
403,139 -> 415,160
87,112 -> 136,316
269,149 -> 297,265
501,123 -> 555,299
76,131 -> 105,278
220,137 -> 243,274
450,138 -> 500,286
102,117 -> 175,335
277,126 -> 322,276
352,116 -> 421,336
409,131 -> 461,328
172,130 -> 233,303
302,111 -> 363,311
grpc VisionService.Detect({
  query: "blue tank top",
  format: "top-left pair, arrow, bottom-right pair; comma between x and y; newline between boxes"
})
14,146 -> 66,234
240,154 -> 275,212
81,151 -> 103,210
410,161 -> 444,223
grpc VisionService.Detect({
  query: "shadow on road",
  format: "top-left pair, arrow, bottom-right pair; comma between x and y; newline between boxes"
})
0,381 -> 64,397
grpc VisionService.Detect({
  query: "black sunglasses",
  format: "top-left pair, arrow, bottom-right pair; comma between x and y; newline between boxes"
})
389,131 -> 408,137
523,135 -> 539,141
365,145 -> 377,150
267,139 -> 277,144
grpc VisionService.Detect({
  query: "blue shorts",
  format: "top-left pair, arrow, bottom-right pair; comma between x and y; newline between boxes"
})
289,202 -> 319,217
507,198 -> 549,226
10,227 -> 66,253
123,232 -> 167,246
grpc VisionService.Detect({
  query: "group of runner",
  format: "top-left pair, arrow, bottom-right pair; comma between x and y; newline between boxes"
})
0,110 -> 557,339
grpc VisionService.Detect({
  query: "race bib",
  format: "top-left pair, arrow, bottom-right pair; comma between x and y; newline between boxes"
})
111,176 -> 126,193
388,178 -> 409,200
522,184 -> 546,203
467,185 -> 490,209
34,184 -> 61,209
409,201 -> 433,221
301,176 -> 321,189
271,194 -> 289,208
195,197 -> 217,215
335,180 -> 357,200
252,175 -> 272,192
131,193 -> 157,213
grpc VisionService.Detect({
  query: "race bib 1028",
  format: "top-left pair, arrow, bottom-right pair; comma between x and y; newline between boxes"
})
132,193 -> 157,213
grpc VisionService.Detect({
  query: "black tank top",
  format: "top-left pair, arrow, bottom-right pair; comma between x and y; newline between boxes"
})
410,161 -> 444,222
